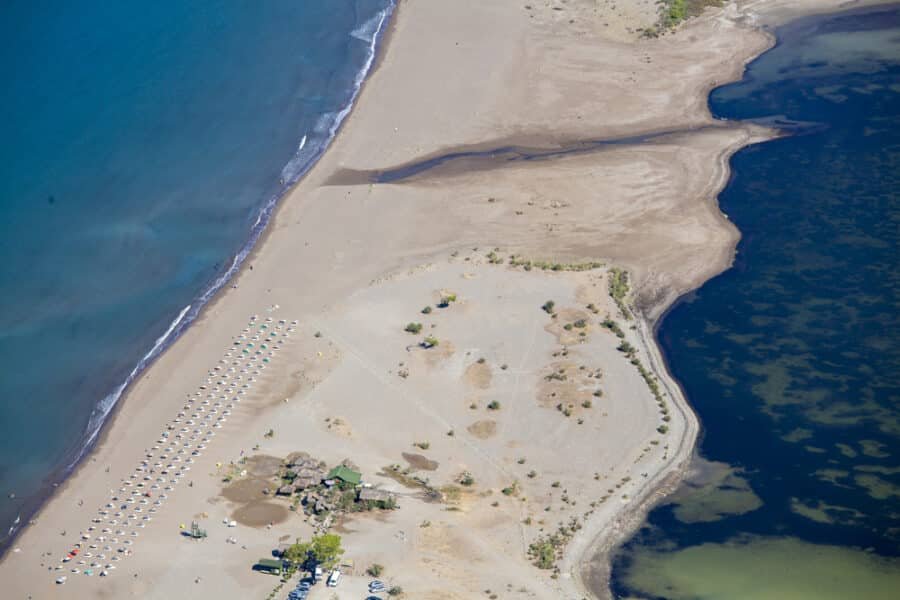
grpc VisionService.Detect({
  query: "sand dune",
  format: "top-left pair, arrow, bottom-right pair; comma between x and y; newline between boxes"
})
0,1 -> 868,599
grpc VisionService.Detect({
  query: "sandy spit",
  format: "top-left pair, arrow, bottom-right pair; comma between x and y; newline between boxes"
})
0,1 -> 882,599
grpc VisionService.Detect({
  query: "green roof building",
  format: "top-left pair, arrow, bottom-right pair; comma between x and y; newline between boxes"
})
326,465 -> 361,486
255,558 -> 284,575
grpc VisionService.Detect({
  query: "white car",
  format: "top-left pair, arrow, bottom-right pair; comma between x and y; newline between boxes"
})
326,569 -> 341,587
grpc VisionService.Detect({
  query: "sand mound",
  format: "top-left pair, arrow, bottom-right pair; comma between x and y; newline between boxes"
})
403,452 -> 439,471
467,419 -> 497,439
221,477 -> 269,504
231,501 -> 289,527
463,361 -> 492,389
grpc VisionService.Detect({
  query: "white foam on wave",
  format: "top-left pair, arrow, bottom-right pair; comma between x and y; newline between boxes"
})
329,5 -> 392,140
313,112 -> 337,135
280,134 -> 318,182
63,0 -> 396,494
70,303 -> 193,469
351,11 -> 384,43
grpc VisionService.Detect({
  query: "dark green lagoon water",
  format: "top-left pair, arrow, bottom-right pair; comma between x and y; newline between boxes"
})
610,6 -> 900,599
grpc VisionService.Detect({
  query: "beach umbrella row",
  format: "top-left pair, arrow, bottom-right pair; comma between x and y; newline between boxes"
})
54,315 -> 297,582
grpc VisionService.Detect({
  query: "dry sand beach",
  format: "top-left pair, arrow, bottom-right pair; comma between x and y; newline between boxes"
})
0,0 -> 878,599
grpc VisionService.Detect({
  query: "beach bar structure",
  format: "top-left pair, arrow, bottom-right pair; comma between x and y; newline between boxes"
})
255,558 -> 285,576
325,465 -> 361,486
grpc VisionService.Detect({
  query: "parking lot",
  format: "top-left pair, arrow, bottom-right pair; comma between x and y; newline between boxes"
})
286,572 -> 388,600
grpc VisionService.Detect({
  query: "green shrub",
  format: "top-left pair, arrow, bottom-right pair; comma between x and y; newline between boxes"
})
617,341 -> 636,355
608,268 -> 632,320
405,322 -> 423,334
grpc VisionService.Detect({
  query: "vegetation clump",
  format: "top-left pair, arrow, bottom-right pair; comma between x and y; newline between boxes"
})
508,255 -> 604,272
662,0 -> 688,27
608,268 -> 632,320
601,318 -> 626,338
437,293 -> 457,308
617,341 -> 637,357
283,533 -> 344,569
404,322 -> 423,334
527,521 -> 581,571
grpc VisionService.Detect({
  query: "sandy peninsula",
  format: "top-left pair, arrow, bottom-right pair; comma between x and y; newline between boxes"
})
0,1 -> 875,599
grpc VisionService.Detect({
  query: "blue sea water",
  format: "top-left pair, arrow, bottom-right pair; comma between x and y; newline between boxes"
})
610,6 -> 900,598
0,0 -> 393,548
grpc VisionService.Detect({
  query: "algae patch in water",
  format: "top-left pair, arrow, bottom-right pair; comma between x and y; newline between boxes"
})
623,536 -> 900,600
666,458 -> 762,524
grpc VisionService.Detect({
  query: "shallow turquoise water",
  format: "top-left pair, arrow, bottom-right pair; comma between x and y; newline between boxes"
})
610,6 -> 900,598
0,0 -> 392,548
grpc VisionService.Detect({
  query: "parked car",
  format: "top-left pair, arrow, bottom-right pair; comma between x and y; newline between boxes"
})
326,568 -> 342,587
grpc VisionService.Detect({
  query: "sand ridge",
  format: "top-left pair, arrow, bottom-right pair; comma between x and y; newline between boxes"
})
0,1 -> 871,599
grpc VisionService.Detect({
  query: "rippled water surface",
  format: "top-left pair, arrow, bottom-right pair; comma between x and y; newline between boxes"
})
0,0 -> 392,548
610,6 -> 900,598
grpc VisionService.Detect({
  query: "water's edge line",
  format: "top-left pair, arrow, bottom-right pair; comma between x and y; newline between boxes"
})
565,21 -> 783,600
572,3 -> 900,595
0,0 -> 397,556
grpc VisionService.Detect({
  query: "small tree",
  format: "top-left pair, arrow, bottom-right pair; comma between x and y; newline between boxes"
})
311,533 -> 344,569
542,300 -> 555,314
367,563 -> 384,577
437,293 -> 457,308
617,341 -> 636,355
405,322 -> 423,334
423,335 -> 439,348
283,539 -> 312,566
